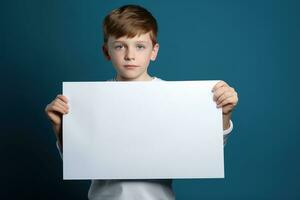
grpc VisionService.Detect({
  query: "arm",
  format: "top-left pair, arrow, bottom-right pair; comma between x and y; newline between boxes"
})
45,94 -> 69,157
223,119 -> 233,146
223,112 -> 232,130
212,81 -> 238,146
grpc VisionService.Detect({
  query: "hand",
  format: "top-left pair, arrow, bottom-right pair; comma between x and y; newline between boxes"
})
44,94 -> 69,146
212,80 -> 238,115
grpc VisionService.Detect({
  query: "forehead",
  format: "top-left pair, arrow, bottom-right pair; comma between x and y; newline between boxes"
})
108,32 -> 152,44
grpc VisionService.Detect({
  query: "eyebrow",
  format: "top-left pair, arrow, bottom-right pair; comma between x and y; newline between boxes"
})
112,40 -> 149,44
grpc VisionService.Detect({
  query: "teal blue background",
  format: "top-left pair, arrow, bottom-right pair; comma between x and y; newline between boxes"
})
1,0 -> 299,199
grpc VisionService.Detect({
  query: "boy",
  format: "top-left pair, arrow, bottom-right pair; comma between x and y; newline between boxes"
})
45,4 -> 238,200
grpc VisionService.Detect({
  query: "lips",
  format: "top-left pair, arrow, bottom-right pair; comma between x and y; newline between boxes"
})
124,65 -> 139,68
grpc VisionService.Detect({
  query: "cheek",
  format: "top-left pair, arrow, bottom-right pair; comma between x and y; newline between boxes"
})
139,51 -> 153,65
110,52 -> 123,65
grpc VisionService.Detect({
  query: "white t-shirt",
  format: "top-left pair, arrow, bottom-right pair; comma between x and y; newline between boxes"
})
57,76 -> 233,200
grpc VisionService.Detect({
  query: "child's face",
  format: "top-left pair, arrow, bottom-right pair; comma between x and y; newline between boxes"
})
103,32 -> 159,81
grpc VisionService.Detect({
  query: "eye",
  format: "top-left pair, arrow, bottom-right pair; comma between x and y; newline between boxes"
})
136,45 -> 145,50
114,45 -> 124,50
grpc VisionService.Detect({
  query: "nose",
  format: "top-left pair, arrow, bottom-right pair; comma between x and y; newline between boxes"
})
124,47 -> 135,61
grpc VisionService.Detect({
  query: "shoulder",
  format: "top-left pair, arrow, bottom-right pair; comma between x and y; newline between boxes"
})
153,77 -> 166,82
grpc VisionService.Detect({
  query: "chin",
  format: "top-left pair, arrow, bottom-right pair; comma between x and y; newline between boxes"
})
119,73 -> 142,80
120,70 -> 143,78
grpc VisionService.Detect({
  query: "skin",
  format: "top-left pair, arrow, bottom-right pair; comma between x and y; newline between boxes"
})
45,32 -> 239,150
103,33 -> 159,81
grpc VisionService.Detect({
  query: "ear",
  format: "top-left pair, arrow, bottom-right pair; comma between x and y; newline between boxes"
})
102,44 -> 111,60
150,43 -> 159,61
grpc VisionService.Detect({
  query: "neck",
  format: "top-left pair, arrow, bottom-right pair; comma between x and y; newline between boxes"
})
115,73 -> 154,81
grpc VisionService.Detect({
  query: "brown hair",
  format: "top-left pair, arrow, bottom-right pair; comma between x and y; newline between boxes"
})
103,5 -> 158,46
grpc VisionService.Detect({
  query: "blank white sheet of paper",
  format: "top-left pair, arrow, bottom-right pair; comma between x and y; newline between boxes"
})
62,80 -> 224,180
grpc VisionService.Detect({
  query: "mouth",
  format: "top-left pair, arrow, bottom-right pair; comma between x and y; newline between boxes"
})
124,65 -> 139,69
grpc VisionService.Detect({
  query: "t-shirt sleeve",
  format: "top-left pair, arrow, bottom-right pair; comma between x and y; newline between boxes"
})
223,120 -> 233,146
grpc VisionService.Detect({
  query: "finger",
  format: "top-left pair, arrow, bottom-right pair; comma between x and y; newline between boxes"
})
213,86 -> 231,102
216,90 -> 236,104
217,93 -> 236,106
212,80 -> 228,92
55,98 -> 69,109
52,102 -> 68,114
47,112 -> 61,124
49,104 -> 67,115
217,96 -> 237,108
222,104 -> 235,115
57,94 -> 69,103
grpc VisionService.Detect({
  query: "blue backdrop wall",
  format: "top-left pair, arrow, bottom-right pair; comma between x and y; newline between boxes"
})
1,0 -> 299,199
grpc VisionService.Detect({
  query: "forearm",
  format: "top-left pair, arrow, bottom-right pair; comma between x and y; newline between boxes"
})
52,124 -> 63,151
223,112 -> 232,130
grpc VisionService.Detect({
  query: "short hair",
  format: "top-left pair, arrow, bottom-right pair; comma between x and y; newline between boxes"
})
103,5 -> 158,46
